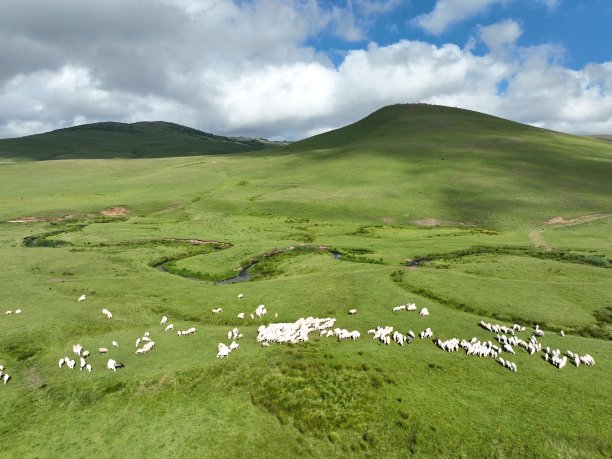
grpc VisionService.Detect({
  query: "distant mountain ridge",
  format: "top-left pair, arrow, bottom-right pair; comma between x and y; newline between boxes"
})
0,120 -> 288,160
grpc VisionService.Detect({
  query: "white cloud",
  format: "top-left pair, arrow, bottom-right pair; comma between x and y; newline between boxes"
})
536,0 -> 560,11
0,0 -> 611,140
479,19 -> 522,53
414,0 -> 505,35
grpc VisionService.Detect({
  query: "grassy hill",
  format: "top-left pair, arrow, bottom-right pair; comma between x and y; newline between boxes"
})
0,120 -> 285,160
257,104 -> 612,227
0,104 -> 610,457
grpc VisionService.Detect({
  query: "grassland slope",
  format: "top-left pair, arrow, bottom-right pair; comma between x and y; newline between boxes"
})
269,104 -> 612,227
0,121 -> 284,160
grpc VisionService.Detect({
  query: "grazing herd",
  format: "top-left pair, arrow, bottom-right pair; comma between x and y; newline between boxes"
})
0,292 -> 600,388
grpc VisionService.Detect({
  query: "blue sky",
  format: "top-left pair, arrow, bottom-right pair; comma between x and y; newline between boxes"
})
0,0 -> 610,139
311,0 -> 610,69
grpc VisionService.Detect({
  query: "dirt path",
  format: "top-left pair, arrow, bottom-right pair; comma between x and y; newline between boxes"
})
546,213 -> 612,227
528,230 -> 553,252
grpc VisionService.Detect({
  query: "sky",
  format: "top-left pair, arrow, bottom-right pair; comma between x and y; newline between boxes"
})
1,0 -> 611,140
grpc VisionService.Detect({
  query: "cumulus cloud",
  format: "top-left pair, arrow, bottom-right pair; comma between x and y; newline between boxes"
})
479,19 -> 522,53
0,0 -> 611,140
413,0 -> 505,35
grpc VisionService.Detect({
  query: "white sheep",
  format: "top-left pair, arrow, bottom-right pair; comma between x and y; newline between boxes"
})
3,374 -> 9,384
348,309 -> 357,315
15,309 -> 21,315
237,313 -> 245,319
160,316 -> 168,325
217,343 -> 230,358
211,307 -> 222,314
5,310 -> 12,315
102,308 -> 113,319
255,304 -> 267,317
99,347 -> 108,354
86,364 -> 92,372
107,359 -> 124,371
78,294 -> 86,302
237,293 -> 244,299
419,308 -> 429,317
112,341 -> 118,348
80,357 -> 87,371
165,324 -> 174,332
58,358 -> 65,368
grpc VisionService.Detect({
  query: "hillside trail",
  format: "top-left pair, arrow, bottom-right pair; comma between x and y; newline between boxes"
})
528,230 -> 553,252
546,213 -> 612,227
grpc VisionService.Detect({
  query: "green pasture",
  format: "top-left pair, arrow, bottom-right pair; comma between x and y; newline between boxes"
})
0,105 -> 611,457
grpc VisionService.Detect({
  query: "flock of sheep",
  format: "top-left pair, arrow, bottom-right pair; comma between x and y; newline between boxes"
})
0,291 -> 599,387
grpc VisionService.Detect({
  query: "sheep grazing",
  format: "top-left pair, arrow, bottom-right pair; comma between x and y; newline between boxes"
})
66,359 -> 76,370
178,327 -> 196,336
419,328 -> 433,339
102,308 -> 113,319
99,347 -> 109,354
237,313 -> 245,320
82,350 -> 90,358
80,357 -> 87,371
3,374 -> 9,384
255,304 -> 267,318
135,338 -> 141,347
4,310 -> 12,315
107,359 -> 124,371
136,341 -> 156,354
165,323 -> 174,332
257,317 -> 336,345
348,309 -> 357,315
160,316 -> 168,325
15,309 -> 21,315
237,293 -> 244,299
534,324 -> 544,337
78,294 -> 86,302
560,330 -> 565,337
72,344 -> 83,356
112,341 -> 118,348
436,338 -> 460,352
211,308 -> 222,314
86,364 -> 92,373
217,343 -> 230,358
393,303 -> 417,312
58,358 -> 65,368
419,308 -> 429,317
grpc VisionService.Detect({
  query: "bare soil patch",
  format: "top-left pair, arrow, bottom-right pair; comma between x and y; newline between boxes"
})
546,213 -> 612,227
165,238 -> 227,246
8,215 -> 73,223
100,206 -> 129,217
411,218 -> 471,227
528,230 -> 553,252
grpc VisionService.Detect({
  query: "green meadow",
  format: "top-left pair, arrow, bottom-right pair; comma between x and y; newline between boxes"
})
0,105 -> 610,457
